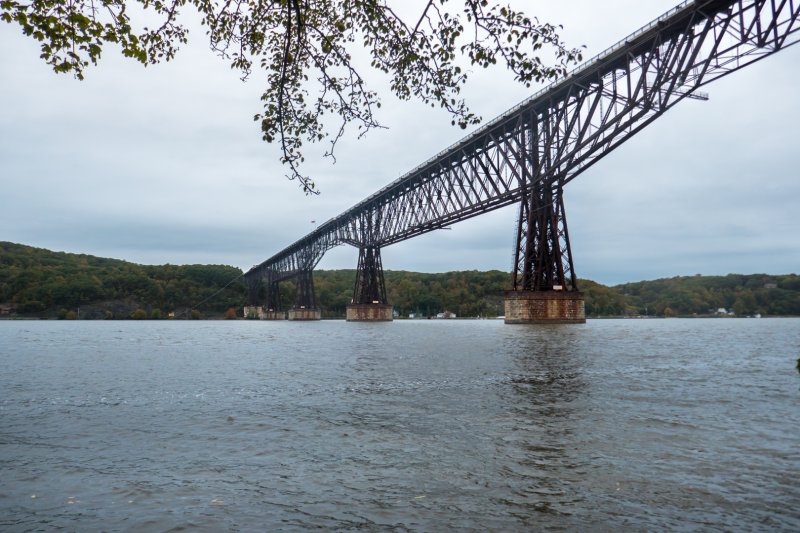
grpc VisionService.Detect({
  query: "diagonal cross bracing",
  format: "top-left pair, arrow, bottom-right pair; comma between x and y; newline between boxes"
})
246,0 -> 799,283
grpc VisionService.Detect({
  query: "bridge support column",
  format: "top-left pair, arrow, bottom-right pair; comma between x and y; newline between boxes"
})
244,277 -> 285,320
289,270 -> 321,321
244,271 -> 263,317
346,245 -> 393,321
260,281 -> 285,320
505,175 -> 585,324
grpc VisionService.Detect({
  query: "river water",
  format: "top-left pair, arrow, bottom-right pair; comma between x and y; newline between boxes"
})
1,318 -> 798,531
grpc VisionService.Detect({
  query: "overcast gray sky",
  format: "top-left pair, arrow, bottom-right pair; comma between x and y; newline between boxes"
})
1,0 -> 798,285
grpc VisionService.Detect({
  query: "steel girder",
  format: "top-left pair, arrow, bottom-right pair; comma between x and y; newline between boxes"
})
513,179 -> 578,292
245,274 -> 262,306
352,246 -> 388,305
265,280 -> 280,312
246,0 -> 799,294
293,270 -> 317,310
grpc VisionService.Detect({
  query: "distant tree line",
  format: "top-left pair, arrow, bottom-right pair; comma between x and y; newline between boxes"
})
2,242 -> 799,318
613,274 -> 800,317
0,242 -> 244,318
314,269 -> 509,318
316,272 -> 800,317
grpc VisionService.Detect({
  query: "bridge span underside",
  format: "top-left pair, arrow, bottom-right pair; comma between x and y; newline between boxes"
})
244,0 -> 799,323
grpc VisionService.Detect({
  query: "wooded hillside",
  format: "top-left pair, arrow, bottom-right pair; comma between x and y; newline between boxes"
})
0,242 -> 243,318
615,274 -> 800,317
2,242 -> 798,318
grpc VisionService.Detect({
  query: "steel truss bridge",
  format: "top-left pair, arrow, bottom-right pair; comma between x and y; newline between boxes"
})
245,0 -> 799,314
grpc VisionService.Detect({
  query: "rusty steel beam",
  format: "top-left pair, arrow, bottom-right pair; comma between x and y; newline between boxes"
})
245,0 -> 799,302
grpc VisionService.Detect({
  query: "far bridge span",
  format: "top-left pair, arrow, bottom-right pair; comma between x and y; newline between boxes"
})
244,0 -> 799,323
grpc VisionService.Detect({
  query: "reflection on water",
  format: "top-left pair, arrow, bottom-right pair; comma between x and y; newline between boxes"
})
494,326 -> 589,525
1,319 -> 798,531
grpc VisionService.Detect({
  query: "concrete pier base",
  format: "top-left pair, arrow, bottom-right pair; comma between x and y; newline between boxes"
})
287,307 -> 322,321
243,306 -> 285,320
504,291 -> 586,324
346,304 -> 394,322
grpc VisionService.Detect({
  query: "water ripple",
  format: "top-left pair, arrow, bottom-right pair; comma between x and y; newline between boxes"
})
1,319 -> 798,531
